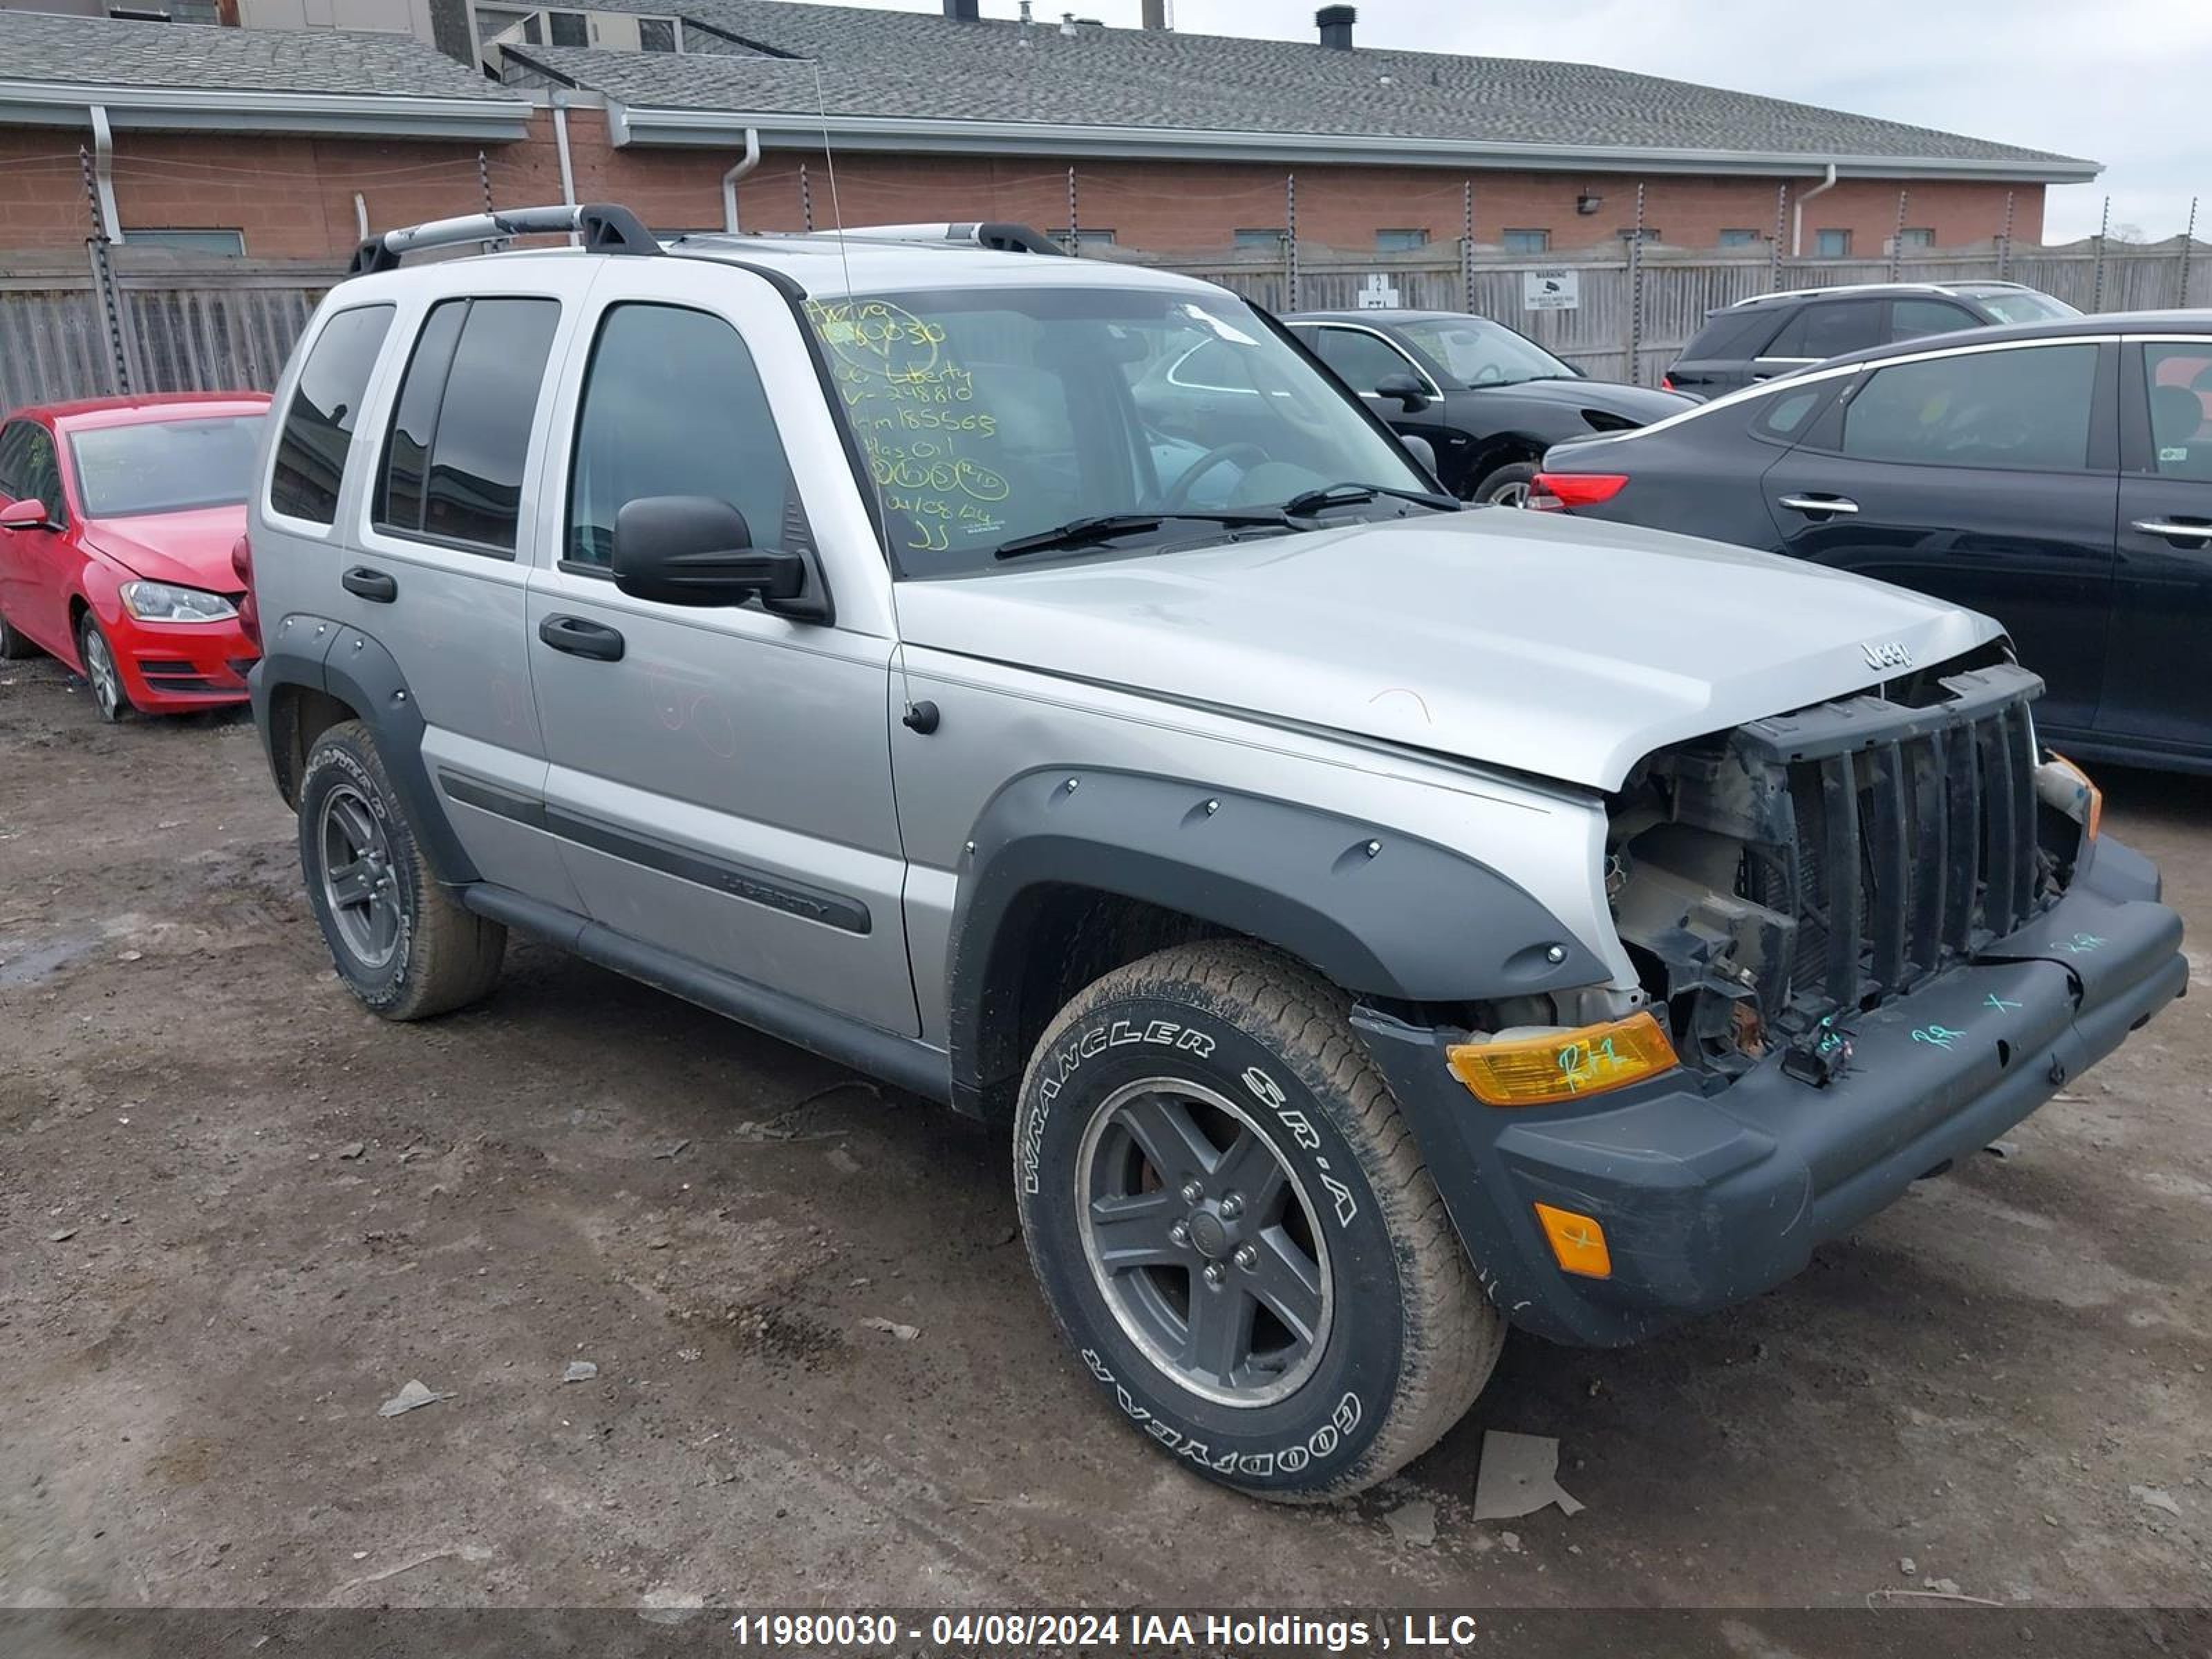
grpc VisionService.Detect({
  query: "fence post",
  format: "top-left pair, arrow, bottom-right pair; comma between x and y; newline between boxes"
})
79,142 -> 129,395
1888,189 -> 1908,280
1770,182 -> 1787,291
800,162 -> 813,232
1461,178 -> 1474,314
2091,195 -> 2110,312
1284,173 -> 1299,312
2181,196 -> 2198,308
1066,165 -> 1078,255
1624,182 -> 1647,385
1998,190 -> 2014,281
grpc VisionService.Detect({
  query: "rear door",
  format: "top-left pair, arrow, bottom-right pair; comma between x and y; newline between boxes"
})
337,273 -> 592,910
1762,337 -> 2119,735
523,256 -> 916,1034
1667,305 -> 1788,397
2103,335 -> 2212,760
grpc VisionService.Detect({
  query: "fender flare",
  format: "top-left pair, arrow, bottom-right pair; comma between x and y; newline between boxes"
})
250,616 -> 479,888
946,767 -> 1608,1115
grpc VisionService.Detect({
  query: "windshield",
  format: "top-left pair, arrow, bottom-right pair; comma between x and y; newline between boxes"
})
69,415 -> 264,517
1394,316 -> 1577,386
805,285 -> 1429,575
1969,289 -> 2081,326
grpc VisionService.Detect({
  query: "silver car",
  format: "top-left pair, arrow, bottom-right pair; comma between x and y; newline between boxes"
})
244,205 -> 2184,1501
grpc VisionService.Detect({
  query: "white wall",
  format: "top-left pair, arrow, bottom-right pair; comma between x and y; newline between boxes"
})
237,0 -> 438,45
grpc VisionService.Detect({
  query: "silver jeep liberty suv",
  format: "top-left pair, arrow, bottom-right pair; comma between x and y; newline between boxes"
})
245,205 -> 2185,1501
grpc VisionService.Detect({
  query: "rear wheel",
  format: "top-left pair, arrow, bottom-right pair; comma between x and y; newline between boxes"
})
298,720 -> 505,1020
0,604 -> 37,660
1014,940 -> 1502,1501
1469,460 -> 1540,508
75,611 -> 130,722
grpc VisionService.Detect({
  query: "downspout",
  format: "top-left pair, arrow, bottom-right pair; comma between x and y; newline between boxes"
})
721,126 -> 760,234
552,93 -> 579,245
1791,161 -> 1837,257
89,103 -> 121,243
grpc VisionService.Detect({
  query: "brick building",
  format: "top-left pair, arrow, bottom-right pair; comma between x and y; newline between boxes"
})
0,1 -> 2097,265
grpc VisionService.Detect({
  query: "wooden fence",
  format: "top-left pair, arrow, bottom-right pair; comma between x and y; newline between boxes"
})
3,236 -> 2206,412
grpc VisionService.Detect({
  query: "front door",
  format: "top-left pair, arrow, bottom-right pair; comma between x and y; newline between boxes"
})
1304,323 -> 1447,453
0,421 -> 77,655
525,260 -> 915,1035
1763,338 -> 2119,735
2102,337 -> 2212,760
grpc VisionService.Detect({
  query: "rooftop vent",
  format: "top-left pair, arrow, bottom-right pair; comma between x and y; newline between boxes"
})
1315,4 -> 1355,48
944,0 -> 979,18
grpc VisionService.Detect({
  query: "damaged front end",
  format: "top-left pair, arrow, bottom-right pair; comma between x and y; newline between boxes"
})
1605,650 -> 2094,1083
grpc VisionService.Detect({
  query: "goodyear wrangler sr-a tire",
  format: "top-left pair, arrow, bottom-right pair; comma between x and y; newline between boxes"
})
1014,941 -> 1503,1501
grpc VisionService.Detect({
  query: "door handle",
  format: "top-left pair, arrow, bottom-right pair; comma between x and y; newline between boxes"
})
538,614 -> 626,662
341,565 -> 397,603
2130,518 -> 2212,543
1778,494 -> 1859,516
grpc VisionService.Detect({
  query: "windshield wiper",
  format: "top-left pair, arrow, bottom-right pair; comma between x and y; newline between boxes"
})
993,509 -> 1289,561
1280,481 -> 1460,518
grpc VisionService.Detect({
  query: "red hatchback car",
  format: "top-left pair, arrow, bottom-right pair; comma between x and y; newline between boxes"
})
0,393 -> 270,719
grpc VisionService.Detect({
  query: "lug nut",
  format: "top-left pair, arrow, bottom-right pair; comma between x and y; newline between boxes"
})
1203,1263 -> 1226,1287
1219,1194 -> 1244,1220
1179,1180 -> 1201,1203
1169,1221 -> 1189,1246
1233,1243 -> 1257,1270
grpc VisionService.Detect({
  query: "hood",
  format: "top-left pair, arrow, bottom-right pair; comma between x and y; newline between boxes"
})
1488,376 -> 1694,426
896,512 -> 2005,791
82,505 -> 247,593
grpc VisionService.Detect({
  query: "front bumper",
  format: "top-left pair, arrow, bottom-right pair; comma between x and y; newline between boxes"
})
110,611 -> 256,709
1356,835 -> 2186,1347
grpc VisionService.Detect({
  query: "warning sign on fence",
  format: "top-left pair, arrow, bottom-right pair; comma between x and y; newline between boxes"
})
1521,269 -> 1580,311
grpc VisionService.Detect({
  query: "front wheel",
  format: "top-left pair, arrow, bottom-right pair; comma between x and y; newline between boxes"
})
1014,941 -> 1502,1501
1468,460 -> 1540,508
75,610 -> 131,722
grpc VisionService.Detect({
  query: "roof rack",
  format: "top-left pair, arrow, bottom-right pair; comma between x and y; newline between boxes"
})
348,203 -> 659,276
799,221 -> 1067,256
1726,276 -> 2041,308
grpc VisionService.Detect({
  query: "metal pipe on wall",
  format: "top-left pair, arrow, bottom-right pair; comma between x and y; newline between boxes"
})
88,104 -> 121,243
1790,161 -> 1837,257
722,126 -> 762,234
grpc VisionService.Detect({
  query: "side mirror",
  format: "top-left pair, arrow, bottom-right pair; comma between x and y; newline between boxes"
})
0,498 -> 50,531
611,495 -> 809,610
1374,372 -> 1430,413
1398,433 -> 1438,480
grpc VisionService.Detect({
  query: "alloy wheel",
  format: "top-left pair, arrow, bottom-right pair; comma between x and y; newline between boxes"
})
1485,480 -> 1533,508
79,623 -> 122,720
318,783 -> 404,970
1076,1076 -> 1333,1408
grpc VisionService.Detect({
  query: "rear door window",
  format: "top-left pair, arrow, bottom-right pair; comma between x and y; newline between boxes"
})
2142,341 -> 2212,480
1840,343 -> 2099,471
1682,308 -> 1784,363
269,304 -> 393,526
1765,299 -> 1884,362
1889,298 -> 1980,341
375,296 -> 561,555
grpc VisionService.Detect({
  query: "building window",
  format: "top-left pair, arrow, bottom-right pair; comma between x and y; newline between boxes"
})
1050,228 -> 1115,247
547,10 -> 588,46
126,228 -> 245,256
638,17 -> 676,50
1897,227 -> 1936,250
1815,228 -> 1852,257
1501,228 -> 1549,254
1233,228 -> 1285,249
1718,228 -> 1761,247
1376,228 -> 1429,252
1618,227 -> 1661,243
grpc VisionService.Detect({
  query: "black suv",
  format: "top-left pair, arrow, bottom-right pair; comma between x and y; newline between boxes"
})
1667,281 -> 2079,397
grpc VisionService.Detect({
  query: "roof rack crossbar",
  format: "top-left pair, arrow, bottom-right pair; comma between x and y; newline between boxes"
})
348,203 -> 659,275
798,221 -> 1067,256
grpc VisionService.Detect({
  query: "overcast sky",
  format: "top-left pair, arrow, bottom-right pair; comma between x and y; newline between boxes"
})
821,0 -> 2209,242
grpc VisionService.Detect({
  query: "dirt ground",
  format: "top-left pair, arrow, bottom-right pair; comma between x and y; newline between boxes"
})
1,651 -> 2208,1622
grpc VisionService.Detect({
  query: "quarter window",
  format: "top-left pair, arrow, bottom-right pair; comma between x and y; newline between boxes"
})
566,303 -> 800,571
1841,343 -> 2099,471
1311,327 -> 1417,395
268,304 -> 393,526
375,297 -> 561,554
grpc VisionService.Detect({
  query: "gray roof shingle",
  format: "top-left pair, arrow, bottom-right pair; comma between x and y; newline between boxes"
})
0,10 -> 521,101
511,0 -> 2087,171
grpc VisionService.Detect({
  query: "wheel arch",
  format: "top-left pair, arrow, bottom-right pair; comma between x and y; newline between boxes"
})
946,767 -> 1609,1121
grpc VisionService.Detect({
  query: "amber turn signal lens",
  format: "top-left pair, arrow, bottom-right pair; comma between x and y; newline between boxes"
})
1534,1202 -> 1612,1279
2043,751 -> 2102,841
1445,1011 -> 1678,1107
